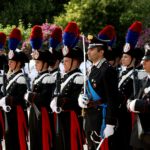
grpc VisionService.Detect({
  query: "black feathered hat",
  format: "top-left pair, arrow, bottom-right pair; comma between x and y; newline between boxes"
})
62,21 -> 83,62
49,26 -> 63,61
123,21 -> 142,58
8,28 -> 29,66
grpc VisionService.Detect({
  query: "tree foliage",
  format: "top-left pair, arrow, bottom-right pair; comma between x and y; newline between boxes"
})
1,0 -> 150,49
54,0 -> 150,48
54,0 -> 105,34
0,0 -> 69,26
120,0 -> 150,28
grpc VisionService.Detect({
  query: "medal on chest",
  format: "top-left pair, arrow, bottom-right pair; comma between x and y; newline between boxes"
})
91,79 -> 97,88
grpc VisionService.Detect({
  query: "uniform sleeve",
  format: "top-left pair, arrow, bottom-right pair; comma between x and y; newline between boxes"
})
135,98 -> 150,113
103,67 -> 120,125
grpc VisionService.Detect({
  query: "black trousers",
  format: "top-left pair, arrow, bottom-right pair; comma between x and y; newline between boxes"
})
84,108 -> 102,150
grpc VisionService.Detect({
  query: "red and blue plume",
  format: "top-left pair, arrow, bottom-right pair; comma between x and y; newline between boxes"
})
125,21 -> 142,48
63,21 -> 80,48
49,26 -> 62,49
30,25 -> 43,50
8,28 -> 22,50
98,25 -> 116,47
0,32 -> 7,50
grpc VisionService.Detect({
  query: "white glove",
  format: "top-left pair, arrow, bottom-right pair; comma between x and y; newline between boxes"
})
78,94 -> 89,108
0,97 -> 6,107
127,99 -> 139,113
50,97 -> 62,113
24,91 -> 32,101
0,97 -> 11,112
103,124 -> 115,138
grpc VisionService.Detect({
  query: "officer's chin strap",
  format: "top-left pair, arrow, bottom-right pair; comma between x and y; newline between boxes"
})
12,61 -> 19,73
68,58 -> 73,72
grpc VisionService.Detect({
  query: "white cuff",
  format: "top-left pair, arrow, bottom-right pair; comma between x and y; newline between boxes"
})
78,94 -> 88,108
24,91 -> 32,101
127,99 -> 139,113
50,97 -> 62,113
0,97 -> 6,107
0,97 -> 11,112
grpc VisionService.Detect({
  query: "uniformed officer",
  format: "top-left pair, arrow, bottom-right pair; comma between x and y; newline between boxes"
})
0,32 -> 7,150
24,49 -> 56,150
48,26 -> 64,150
0,28 -> 29,150
117,21 -> 143,150
0,32 -> 7,97
50,46 -> 85,150
127,46 -> 150,150
78,35 -> 119,150
50,21 -> 85,150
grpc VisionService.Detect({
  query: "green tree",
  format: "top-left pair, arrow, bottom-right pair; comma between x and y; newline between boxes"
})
54,0 -> 131,47
0,0 -> 69,26
54,0 -> 105,34
120,0 -> 150,28
54,0 -> 150,48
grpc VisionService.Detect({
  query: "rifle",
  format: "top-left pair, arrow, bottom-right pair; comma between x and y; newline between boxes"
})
2,63 -> 10,132
22,68 -> 41,119
55,69 -> 65,150
132,66 -> 138,97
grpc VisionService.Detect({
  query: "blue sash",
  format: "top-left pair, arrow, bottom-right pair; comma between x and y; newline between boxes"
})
86,80 -> 101,101
86,79 -> 107,138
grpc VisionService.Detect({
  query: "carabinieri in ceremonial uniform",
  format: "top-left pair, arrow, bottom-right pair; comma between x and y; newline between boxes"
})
24,25 -> 56,150
127,46 -> 150,150
50,22 -> 85,150
48,26 -> 64,150
0,32 -> 7,150
0,28 -> 29,150
117,21 -> 143,150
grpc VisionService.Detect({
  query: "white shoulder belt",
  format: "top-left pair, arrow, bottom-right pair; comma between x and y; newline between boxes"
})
118,70 -> 133,88
6,73 -> 23,90
61,72 -> 82,92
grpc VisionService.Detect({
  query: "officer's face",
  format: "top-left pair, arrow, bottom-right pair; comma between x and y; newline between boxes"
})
142,59 -> 150,74
87,47 -> 103,63
63,57 -> 79,73
8,60 -> 17,71
121,54 -> 132,67
35,60 -> 44,72
63,57 -> 72,73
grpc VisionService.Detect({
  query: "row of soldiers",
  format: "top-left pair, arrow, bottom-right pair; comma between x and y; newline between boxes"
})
0,20 -> 150,150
